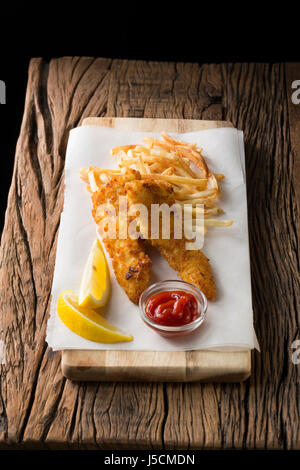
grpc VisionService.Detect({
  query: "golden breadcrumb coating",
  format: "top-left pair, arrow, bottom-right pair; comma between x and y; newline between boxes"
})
91,171 -> 152,304
125,179 -> 216,301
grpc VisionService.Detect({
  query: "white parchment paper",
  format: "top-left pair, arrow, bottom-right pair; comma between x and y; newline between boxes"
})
46,125 -> 259,351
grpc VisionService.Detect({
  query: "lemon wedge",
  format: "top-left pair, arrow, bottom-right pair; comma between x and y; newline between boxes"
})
78,239 -> 111,309
57,290 -> 133,343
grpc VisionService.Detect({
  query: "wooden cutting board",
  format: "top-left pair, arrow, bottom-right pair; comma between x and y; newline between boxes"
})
61,117 -> 251,383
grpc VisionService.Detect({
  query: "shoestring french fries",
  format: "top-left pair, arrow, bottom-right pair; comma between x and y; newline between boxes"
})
80,133 -> 233,235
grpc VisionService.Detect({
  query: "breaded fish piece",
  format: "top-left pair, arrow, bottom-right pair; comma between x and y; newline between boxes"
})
125,179 -> 216,301
91,171 -> 152,304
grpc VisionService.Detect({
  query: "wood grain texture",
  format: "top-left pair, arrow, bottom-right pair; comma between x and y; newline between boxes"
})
62,349 -> 251,383
286,63 -> 300,259
0,58 -> 299,449
60,116 -> 250,384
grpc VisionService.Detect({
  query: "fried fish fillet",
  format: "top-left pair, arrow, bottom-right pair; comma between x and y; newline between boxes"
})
91,171 -> 152,304
125,179 -> 216,301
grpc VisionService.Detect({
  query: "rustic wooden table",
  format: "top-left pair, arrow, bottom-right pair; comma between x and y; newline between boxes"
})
0,58 -> 299,450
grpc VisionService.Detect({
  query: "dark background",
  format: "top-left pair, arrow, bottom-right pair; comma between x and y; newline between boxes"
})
0,8 -> 298,233
0,7 -> 299,458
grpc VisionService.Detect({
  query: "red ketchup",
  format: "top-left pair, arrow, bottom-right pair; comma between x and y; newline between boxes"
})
145,291 -> 199,327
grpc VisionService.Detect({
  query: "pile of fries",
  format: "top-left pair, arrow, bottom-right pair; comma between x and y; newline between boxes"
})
80,133 -> 233,235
